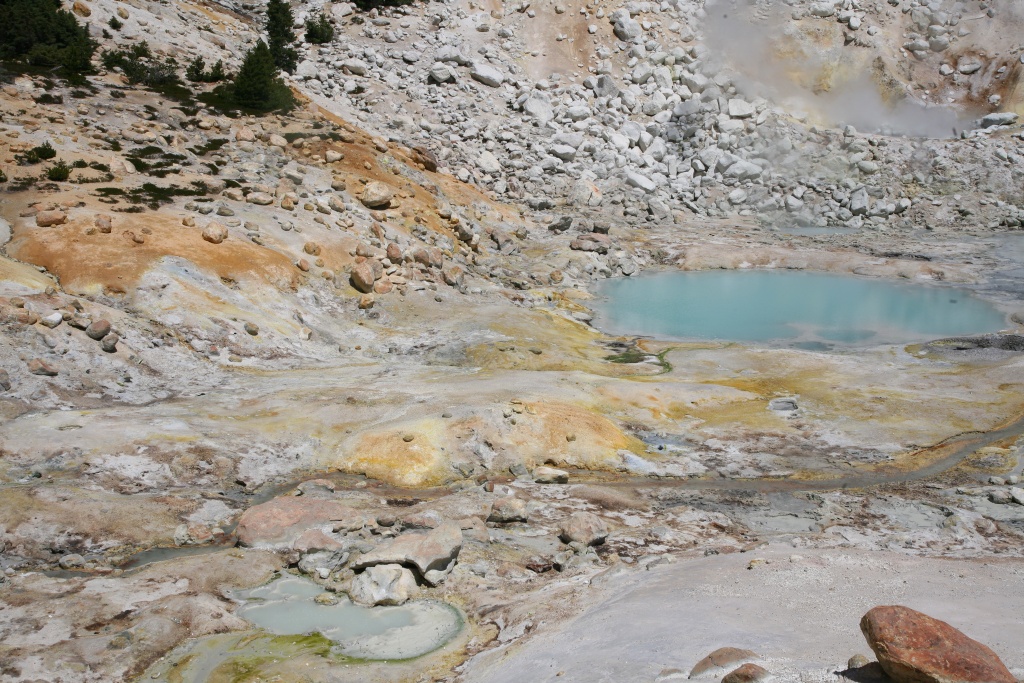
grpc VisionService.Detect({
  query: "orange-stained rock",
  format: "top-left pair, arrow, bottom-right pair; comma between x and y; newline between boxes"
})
235,497 -> 368,548
9,214 -> 298,295
350,261 -> 376,293
36,210 -> 67,227
691,648 -> 761,678
291,528 -> 345,553
202,221 -> 228,244
861,606 -> 1016,683
360,181 -> 394,209
386,242 -> 403,262
722,663 -> 770,683
27,358 -> 58,376
410,146 -> 438,172
558,511 -> 609,546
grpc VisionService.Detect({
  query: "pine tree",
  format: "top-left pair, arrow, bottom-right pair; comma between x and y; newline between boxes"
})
232,40 -> 277,108
186,55 -> 207,82
265,0 -> 297,74
304,10 -> 334,44
0,0 -> 95,76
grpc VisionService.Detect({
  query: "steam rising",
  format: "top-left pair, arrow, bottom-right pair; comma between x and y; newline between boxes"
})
701,1 -> 972,138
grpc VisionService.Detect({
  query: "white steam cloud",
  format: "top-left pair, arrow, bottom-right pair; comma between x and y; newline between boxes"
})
700,2 -> 973,138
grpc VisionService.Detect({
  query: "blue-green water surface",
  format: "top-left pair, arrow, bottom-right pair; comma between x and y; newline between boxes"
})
592,270 -> 1007,347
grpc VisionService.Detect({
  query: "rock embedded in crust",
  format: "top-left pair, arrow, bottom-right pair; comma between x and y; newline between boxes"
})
35,210 -> 67,227
690,647 -> 760,678
860,605 -> 1016,683
533,466 -> 569,484
558,511 -> 609,546
352,522 -> 463,586
410,146 -> 438,172
360,181 -> 394,209
469,62 -> 504,87
246,192 -> 274,206
0,369 -> 10,391
85,319 -> 111,340
349,564 -> 418,606
58,553 -> 84,569
1007,487 -> 1024,505
350,261 -> 376,293
721,663 -> 770,683
848,654 -> 871,670
100,333 -> 119,353
235,497 -> 367,548
202,221 -> 228,244
27,359 -> 58,376
487,497 -> 528,524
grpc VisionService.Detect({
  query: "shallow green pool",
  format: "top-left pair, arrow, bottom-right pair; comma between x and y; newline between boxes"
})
592,270 -> 1007,348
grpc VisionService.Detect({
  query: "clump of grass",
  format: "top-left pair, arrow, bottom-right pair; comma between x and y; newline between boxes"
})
604,346 -> 674,373
605,348 -> 648,364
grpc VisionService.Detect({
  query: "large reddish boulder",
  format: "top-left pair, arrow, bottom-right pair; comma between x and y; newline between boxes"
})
350,261 -> 376,293
235,497 -> 370,548
860,605 -> 1016,683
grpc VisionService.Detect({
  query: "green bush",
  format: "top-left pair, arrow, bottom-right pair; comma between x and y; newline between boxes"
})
108,15 -> 122,30
266,0 -> 297,74
305,11 -> 333,44
46,160 -> 72,181
102,41 -> 181,88
0,0 -> 95,77
17,143 -> 56,165
186,56 -> 228,83
34,92 -> 63,104
34,142 -> 57,160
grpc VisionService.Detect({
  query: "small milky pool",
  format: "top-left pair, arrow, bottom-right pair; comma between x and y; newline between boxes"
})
591,270 -> 1007,348
235,575 -> 463,660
